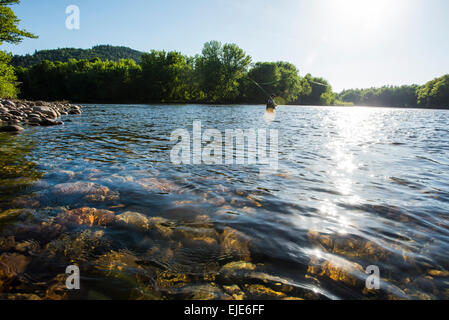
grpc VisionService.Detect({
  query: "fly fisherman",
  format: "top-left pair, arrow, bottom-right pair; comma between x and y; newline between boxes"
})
267,94 -> 276,110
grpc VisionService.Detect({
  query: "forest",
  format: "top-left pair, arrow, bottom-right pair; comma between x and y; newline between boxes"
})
13,41 -> 337,105
338,79 -> 449,109
11,44 -> 448,108
11,45 -> 144,67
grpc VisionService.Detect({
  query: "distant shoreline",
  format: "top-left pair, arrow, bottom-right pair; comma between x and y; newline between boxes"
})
75,102 -> 449,110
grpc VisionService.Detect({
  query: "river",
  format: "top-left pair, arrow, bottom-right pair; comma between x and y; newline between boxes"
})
0,104 -> 448,300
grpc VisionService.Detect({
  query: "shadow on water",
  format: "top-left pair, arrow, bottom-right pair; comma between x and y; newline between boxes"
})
0,133 -> 42,213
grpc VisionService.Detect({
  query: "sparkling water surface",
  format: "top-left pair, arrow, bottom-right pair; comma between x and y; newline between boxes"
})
1,104 -> 448,300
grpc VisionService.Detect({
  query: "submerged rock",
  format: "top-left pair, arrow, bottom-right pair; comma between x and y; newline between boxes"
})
95,250 -> 141,274
0,209 -> 25,222
307,255 -> 364,287
45,230 -> 110,264
116,211 -> 150,231
156,271 -> 190,289
246,284 -> 287,299
427,269 -> 449,277
0,236 -> 16,251
220,261 -> 256,272
177,284 -> 230,300
60,207 -> 116,226
223,284 -> 246,300
307,230 -> 390,261
44,274 -> 69,300
0,253 -> 31,288
175,223 -> 219,246
220,227 -> 251,262
52,182 -> 119,202
148,217 -> 174,238
0,293 -> 41,300
137,178 -> 181,194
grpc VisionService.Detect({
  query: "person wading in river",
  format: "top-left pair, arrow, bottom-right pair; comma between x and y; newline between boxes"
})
267,94 -> 276,111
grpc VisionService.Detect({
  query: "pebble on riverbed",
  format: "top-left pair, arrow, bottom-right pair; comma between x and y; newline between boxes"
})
0,99 -> 82,131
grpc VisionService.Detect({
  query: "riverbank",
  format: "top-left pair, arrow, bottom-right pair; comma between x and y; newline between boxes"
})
0,99 -> 82,132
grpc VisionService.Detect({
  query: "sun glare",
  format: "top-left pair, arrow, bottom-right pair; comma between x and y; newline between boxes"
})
328,0 -> 401,31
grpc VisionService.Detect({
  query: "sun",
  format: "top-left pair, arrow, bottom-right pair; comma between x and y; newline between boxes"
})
328,0 -> 400,31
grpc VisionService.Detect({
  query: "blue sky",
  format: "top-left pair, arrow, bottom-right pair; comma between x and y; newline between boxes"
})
2,0 -> 449,91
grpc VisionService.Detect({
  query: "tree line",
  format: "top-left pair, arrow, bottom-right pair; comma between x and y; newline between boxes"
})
14,41 -> 338,105
338,77 -> 449,109
11,45 -> 144,68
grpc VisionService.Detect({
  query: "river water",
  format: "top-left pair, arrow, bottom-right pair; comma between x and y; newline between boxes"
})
1,104 -> 448,300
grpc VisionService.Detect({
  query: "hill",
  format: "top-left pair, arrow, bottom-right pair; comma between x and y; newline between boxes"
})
11,45 -> 144,67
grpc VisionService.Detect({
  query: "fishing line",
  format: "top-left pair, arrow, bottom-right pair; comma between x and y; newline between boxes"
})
247,76 -> 330,106
247,77 -> 271,98
308,80 -> 329,87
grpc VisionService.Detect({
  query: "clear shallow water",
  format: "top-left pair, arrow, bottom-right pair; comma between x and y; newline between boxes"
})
1,104 -> 448,300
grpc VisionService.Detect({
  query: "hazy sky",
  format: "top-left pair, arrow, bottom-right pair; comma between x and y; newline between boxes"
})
3,0 -> 449,91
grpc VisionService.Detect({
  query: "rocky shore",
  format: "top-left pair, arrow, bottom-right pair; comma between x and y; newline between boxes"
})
0,99 -> 82,132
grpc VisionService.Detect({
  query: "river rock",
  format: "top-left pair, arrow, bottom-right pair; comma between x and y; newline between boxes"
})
223,285 -> 246,300
60,207 -> 116,226
33,106 -> 58,119
156,271 -> 190,289
0,293 -> 41,300
69,106 -> 82,115
52,182 -> 119,202
220,227 -> 251,262
246,284 -> 287,299
148,217 -> 176,238
307,255 -> 364,287
9,110 -> 22,117
0,236 -> 16,251
3,100 -> 15,108
220,261 -> 256,272
0,253 -> 31,280
40,118 -> 63,126
179,284 -> 230,300
0,125 -> 23,132
116,211 -> 150,231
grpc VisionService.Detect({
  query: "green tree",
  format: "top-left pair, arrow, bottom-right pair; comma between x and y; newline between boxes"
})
140,50 -> 193,103
243,62 -> 280,103
417,75 -> 449,108
195,41 -> 251,103
242,61 -> 303,104
338,85 -> 418,107
299,74 -> 335,105
0,50 -> 17,97
0,0 -> 37,45
0,0 -> 37,98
